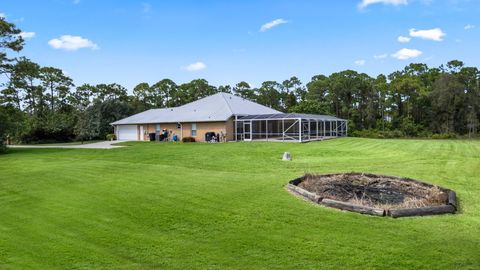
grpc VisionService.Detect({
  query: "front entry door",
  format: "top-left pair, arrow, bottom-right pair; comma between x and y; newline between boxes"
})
243,121 -> 252,141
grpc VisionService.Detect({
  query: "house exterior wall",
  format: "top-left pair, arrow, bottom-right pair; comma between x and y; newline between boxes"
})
225,117 -> 234,141
142,123 -> 178,140
137,117 -> 235,142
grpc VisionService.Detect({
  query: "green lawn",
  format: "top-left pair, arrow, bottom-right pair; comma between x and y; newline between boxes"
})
0,138 -> 479,269
18,140 -> 103,146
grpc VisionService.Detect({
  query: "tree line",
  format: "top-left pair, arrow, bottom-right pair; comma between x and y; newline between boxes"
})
1,17 -> 479,152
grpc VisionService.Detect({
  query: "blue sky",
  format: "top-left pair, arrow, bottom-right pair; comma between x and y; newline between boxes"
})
1,0 -> 479,91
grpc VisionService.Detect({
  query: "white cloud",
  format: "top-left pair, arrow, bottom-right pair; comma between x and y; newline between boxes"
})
19,32 -> 36,39
358,0 -> 408,9
354,59 -> 366,66
409,28 -> 446,41
374,53 -> 388,59
260,19 -> 288,32
464,24 -> 475,30
184,62 -> 206,71
397,35 -> 411,43
48,35 -> 99,51
391,48 -> 422,60
0,13 -> 6,19
423,56 -> 434,61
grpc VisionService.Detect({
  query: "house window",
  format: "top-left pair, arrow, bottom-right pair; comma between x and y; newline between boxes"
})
191,123 -> 197,136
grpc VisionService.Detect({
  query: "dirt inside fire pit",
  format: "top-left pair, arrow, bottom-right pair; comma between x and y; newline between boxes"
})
298,173 -> 448,209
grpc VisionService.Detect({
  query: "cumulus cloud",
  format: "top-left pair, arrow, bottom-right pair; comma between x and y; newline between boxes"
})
409,28 -> 446,41
354,59 -> 366,66
0,13 -> 6,19
19,32 -> 36,39
358,0 -> 408,9
48,35 -> 99,51
397,35 -> 411,43
260,19 -> 288,32
374,53 -> 388,59
391,48 -> 422,60
464,24 -> 475,30
184,62 -> 206,71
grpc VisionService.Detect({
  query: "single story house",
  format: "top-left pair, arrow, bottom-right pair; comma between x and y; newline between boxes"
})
111,92 -> 347,142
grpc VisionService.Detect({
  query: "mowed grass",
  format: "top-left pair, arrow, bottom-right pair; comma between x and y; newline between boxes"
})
18,140 -> 102,146
0,138 -> 479,269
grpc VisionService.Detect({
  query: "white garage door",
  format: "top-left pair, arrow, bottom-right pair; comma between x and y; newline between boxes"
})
117,125 -> 138,141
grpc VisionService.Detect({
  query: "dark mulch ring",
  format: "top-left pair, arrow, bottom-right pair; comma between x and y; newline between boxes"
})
288,173 -> 457,218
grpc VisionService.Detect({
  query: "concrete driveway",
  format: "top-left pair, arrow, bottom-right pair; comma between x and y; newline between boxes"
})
9,141 -> 125,149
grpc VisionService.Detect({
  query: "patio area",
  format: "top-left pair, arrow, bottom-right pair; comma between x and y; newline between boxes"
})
234,113 -> 348,142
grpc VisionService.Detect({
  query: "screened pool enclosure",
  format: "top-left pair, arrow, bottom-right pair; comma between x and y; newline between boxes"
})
234,113 -> 348,142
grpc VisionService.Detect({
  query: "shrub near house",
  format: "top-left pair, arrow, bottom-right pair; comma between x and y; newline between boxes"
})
182,137 -> 196,143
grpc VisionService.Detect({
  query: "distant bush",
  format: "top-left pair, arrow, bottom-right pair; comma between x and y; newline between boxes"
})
182,137 -> 196,143
417,130 -> 433,138
106,134 -> 116,141
351,129 -> 405,139
0,141 -> 6,154
430,133 -> 457,139
21,126 -> 75,144
381,130 -> 404,138
351,129 -> 380,138
400,117 -> 422,137
351,128 -> 463,139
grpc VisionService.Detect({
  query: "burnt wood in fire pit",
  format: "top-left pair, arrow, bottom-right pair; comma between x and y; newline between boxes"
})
287,173 -> 457,218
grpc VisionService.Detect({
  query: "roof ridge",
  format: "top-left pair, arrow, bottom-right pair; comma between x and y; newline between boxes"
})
220,92 -> 235,115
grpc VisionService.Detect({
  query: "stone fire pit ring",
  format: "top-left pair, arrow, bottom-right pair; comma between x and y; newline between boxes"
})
287,173 -> 457,218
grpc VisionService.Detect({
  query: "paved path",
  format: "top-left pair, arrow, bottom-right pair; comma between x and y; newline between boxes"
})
8,141 -> 125,149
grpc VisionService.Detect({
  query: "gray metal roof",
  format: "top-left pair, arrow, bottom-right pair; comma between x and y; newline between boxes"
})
237,113 -> 346,121
111,92 -> 281,125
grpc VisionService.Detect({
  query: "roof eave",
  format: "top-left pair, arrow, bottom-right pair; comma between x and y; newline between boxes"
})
111,116 -> 233,125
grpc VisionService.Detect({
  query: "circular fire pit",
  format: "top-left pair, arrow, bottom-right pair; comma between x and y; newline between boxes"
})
287,173 -> 457,218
